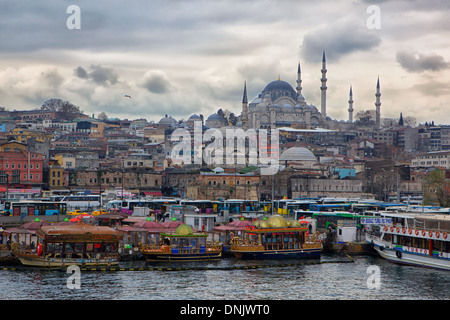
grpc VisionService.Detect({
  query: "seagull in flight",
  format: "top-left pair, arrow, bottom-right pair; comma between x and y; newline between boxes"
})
124,94 -> 131,99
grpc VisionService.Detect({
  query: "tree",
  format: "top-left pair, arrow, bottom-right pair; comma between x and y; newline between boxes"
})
97,112 -> 108,121
41,98 -> 82,114
355,110 -> 376,126
424,168 -> 450,207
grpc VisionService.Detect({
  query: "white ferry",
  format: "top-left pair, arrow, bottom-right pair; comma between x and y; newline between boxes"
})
366,212 -> 450,271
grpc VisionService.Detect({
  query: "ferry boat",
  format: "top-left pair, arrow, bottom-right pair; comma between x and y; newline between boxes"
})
366,213 -> 450,271
230,215 -> 322,260
141,224 -> 222,262
13,222 -> 123,268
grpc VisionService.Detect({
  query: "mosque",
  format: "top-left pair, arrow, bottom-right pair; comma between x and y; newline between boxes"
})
240,51 -> 382,130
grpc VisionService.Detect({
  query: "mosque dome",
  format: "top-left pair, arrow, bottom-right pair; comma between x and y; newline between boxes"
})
263,80 -> 296,93
280,147 -> 317,162
188,114 -> 202,121
159,114 -> 177,125
206,113 -> 221,121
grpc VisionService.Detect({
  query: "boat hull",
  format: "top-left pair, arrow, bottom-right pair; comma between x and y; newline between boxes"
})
232,247 -> 321,260
143,251 -> 222,262
371,241 -> 450,271
14,251 -> 120,268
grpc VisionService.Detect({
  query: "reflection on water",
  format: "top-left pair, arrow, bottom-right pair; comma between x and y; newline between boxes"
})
0,254 -> 448,300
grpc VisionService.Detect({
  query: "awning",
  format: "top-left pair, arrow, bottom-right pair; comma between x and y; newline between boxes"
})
144,192 -> 162,196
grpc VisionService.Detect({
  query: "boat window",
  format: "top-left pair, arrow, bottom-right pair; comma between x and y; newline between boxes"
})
46,243 -> 54,252
75,243 -> 84,252
93,243 -> 102,252
65,243 -> 75,252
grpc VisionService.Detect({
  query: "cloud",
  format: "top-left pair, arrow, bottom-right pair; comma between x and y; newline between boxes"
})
412,80 -> 450,97
396,51 -> 449,72
300,17 -> 381,62
140,70 -> 176,94
74,64 -> 119,85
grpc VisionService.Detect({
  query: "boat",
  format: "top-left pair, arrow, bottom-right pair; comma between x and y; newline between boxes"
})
140,224 -> 222,262
366,212 -> 450,271
12,221 -> 123,268
212,217 -> 253,256
230,215 -> 322,260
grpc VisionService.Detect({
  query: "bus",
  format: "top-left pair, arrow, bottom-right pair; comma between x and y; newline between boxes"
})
224,199 -> 260,214
179,200 -> 217,213
119,199 -> 178,215
60,195 -> 101,211
308,203 -> 352,212
4,201 -> 67,216
311,211 -> 373,230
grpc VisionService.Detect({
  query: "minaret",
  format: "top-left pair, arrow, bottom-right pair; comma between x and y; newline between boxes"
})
320,50 -> 327,120
296,62 -> 302,96
375,76 -> 381,129
348,85 -> 354,123
242,81 -> 248,130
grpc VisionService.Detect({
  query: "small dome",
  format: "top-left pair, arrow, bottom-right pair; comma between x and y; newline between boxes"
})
267,215 -> 287,228
159,114 -> 177,125
289,220 -> 301,227
188,114 -> 201,121
280,147 -> 317,162
207,113 -> 221,120
175,224 -> 194,236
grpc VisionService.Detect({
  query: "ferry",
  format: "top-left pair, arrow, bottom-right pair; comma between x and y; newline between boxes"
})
366,212 -> 450,271
230,215 -> 322,260
12,222 -> 123,268
141,224 -> 222,262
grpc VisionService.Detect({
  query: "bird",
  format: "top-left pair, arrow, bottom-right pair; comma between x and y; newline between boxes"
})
124,94 -> 131,99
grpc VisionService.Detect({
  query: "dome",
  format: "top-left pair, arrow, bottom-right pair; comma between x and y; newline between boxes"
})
263,80 -> 296,93
267,215 -> 287,228
188,114 -> 201,121
306,104 -> 318,112
207,113 -> 221,120
175,224 -> 194,236
159,114 -> 177,125
280,147 -> 317,162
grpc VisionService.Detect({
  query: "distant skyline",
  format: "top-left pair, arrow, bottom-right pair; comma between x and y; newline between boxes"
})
0,0 -> 449,124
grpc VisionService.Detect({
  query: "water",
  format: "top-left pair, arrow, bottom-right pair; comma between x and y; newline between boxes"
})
1,254 -> 448,301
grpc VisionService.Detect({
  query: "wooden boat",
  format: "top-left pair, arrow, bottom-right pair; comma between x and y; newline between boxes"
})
12,221 -> 123,268
230,215 -> 322,260
212,218 -> 252,256
141,224 -> 222,262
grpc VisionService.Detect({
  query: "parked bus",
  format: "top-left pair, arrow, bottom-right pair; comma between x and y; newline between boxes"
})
60,195 -> 101,211
224,199 -> 260,214
308,203 -> 352,212
119,199 -> 178,215
311,211 -> 370,230
4,201 -> 67,216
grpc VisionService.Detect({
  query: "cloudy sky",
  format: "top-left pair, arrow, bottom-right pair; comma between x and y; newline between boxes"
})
0,0 -> 449,124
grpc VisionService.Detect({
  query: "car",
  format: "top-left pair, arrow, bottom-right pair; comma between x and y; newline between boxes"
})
67,209 -> 87,216
91,209 -> 109,216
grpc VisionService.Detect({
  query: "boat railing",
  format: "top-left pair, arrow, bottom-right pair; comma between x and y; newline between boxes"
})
141,242 -> 222,253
